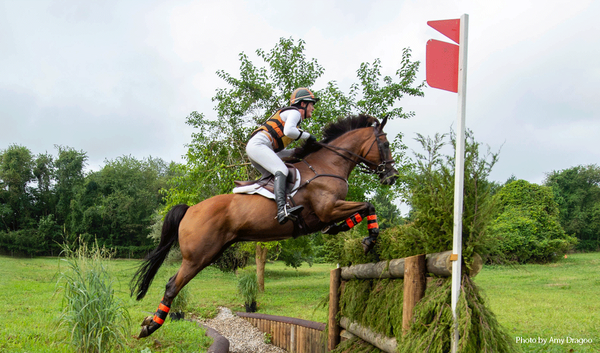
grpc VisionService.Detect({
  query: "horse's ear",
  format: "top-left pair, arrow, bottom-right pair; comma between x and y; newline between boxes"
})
378,115 -> 388,131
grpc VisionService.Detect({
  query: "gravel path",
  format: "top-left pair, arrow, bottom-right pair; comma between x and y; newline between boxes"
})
198,307 -> 287,353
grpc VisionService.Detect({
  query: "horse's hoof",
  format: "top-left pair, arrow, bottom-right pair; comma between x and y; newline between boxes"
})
141,316 -> 153,327
361,243 -> 370,254
321,225 -> 331,234
138,326 -> 150,339
361,236 -> 376,254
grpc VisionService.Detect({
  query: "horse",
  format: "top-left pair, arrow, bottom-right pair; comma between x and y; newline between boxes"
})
130,114 -> 399,338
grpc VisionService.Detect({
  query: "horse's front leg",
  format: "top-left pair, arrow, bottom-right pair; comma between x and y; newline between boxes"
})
317,200 -> 380,254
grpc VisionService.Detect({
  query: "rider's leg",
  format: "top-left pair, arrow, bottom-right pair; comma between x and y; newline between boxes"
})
246,134 -> 303,224
249,160 -> 271,179
273,171 -> 303,225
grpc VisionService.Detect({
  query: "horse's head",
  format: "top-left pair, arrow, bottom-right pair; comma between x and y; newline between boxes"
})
294,114 -> 399,185
364,115 -> 399,186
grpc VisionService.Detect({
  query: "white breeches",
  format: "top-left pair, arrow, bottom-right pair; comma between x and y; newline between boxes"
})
246,132 -> 291,177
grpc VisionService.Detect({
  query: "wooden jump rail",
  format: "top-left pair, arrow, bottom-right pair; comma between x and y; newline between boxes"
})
236,312 -> 326,353
328,250 -> 481,352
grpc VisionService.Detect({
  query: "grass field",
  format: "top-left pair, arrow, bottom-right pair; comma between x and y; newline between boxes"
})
0,252 -> 598,352
473,252 -> 600,352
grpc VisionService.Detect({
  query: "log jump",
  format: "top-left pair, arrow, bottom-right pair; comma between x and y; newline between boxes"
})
328,251 -> 482,352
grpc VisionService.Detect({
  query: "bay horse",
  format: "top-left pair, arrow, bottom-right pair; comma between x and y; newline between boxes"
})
131,114 -> 399,338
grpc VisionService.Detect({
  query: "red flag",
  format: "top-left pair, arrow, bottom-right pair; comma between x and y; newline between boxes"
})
426,39 -> 459,93
427,19 -> 460,44
426,18 -> 461,93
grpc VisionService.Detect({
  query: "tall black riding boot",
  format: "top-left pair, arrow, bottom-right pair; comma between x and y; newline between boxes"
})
274,171 -> 303,225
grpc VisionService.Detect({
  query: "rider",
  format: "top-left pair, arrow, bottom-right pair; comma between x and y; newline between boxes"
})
246,87 -> 319,225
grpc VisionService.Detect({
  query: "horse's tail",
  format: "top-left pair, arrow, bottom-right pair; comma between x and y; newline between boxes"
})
130,204 -> 190,301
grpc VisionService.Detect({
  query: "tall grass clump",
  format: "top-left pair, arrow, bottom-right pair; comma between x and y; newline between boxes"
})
237,269 -> 259,312
56,241 -> 130,353
170,284 -> 190,320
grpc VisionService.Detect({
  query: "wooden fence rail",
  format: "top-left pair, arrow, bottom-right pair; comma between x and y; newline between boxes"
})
237,312 -> 326,353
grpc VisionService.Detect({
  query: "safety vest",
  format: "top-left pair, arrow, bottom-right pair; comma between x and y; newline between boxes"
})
251,107 -> 301,152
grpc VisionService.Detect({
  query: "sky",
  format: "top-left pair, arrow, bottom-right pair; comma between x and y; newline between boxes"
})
1,0 -> 599,190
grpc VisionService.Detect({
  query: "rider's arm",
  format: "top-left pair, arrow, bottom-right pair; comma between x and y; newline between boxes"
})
281,110 -> 310,140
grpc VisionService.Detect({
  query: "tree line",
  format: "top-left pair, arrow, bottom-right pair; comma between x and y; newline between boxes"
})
0,145 -> 176,257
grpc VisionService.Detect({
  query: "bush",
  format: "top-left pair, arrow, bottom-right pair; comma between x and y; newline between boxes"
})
402,130 -> 500,265
57,241 -> 130,353
0,229 -> 48,256
489,180 -> 577,263
278,236 -> 314,269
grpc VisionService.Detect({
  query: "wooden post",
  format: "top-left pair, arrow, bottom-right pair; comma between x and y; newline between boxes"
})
328,267 -> 342,351
402,254 -> 427,334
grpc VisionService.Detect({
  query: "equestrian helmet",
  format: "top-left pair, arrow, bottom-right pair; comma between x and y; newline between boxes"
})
290,87 -> 319,106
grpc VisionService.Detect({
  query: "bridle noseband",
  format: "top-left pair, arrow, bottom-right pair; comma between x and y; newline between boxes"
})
364,127 -> 395,177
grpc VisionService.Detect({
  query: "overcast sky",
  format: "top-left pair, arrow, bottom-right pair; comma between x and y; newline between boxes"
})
2,0 -> 598,190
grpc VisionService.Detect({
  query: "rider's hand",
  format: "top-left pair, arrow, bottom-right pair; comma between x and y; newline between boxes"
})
306,134 -> 317,145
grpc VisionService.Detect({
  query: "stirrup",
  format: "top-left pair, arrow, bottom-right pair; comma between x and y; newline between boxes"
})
276,205 -> 304,225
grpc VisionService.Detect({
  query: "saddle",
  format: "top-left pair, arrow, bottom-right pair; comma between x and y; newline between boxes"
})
232,164 -> 300,200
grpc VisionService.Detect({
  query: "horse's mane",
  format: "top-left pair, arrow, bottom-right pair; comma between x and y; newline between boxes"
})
292,114 -> 378,159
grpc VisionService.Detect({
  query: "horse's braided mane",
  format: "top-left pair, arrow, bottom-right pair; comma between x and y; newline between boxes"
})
292,114 -> 377,159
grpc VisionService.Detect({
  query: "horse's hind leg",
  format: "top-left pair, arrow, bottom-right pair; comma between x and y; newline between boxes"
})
138,245 -> 228,338
137,259 -> 202,338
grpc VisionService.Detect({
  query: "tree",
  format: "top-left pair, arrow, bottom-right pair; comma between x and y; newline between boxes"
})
166,37 -> 423,208
401,129 -> 500,265
54,145 -> 87,237
164,37 -> 424,281
31,152 -> 55,219
0,144 -> 34,231
0,143 -> 176,257
71,156 -> 170,256
489,180 -> 577,263
544,164 -> 600,251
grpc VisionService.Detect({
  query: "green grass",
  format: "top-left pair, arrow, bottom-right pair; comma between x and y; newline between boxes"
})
0,256 -> 215,352
474,252 -> 600,352
0,253 -> 598,352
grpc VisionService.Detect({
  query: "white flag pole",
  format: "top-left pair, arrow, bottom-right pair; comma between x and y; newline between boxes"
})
451,13 -> 468,353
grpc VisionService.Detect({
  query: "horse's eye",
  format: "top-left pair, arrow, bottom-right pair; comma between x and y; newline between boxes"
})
384,142 -> 389,148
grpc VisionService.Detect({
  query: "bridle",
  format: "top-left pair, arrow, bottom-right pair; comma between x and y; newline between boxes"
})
291,121 -> 396,195
315,125 -> 395,179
